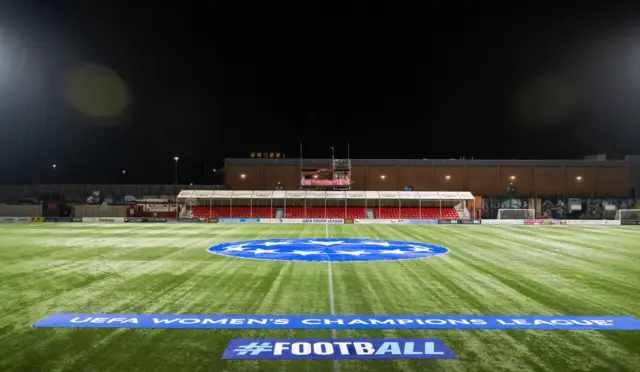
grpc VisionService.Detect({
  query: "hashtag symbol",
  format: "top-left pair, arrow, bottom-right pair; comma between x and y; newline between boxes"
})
232,342 -> 274,355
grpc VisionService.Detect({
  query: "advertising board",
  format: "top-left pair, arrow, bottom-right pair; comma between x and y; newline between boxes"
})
301,219 -> 344,224
438,220 -> 458,224
44,217 -> 81,223
218,218 -> 260,223
405,219 -> 439,224
388,219 -> 407,224
0,217 -> 31,223
252,219 -> 346,224
165,218 -> 206,223
481,219 -> 525,225
524,219 -> 567,225
353,219 -> 405,224
562,220 -> 620,226
621,220 -> 640,225
258,219 -> 283,224
82,217 -> 125,223
280,219 -> 308,224
353,218 -> 386,225
124,218 -> 167,223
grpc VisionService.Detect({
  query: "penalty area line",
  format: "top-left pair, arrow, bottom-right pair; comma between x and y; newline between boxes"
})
325,223 -> 340,372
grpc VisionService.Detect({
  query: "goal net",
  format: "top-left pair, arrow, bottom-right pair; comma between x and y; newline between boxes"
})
614,209 -> 640,220
497,209 -> 535,219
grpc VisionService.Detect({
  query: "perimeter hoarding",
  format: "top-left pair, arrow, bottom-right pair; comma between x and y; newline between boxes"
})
124,218 -> 167,223
44,217 -> 81,222
0,217 -> 30,223
82,217 -> 126,223
481,219 -> 524,225
621,220 -> 640,225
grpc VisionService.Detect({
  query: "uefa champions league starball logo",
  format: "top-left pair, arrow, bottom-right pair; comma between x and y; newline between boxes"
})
207,238 -> 449,262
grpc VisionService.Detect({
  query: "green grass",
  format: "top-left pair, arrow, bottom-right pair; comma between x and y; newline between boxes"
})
0,223 -> 639,372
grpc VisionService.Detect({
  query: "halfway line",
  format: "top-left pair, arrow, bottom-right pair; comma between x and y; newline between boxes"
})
325,223 -> 340,372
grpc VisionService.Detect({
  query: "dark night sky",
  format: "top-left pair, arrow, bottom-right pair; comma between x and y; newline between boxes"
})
1,2 -> 640,185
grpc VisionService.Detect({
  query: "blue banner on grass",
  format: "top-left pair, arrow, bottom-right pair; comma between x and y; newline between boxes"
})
31,314 -> 640,331
222,338 -> 456,360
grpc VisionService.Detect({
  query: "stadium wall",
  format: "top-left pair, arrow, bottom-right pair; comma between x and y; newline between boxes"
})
72,205 -> 130,218
0,184 -> 224,203
225,160 -> 631,197
0,204 -> 42,217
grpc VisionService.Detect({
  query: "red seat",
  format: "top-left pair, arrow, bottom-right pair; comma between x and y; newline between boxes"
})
192,206 -> 458,220
283,207 -> 365,219
375,207 -> 459,219
375,207 -> 400,219
191,206 -> 274,218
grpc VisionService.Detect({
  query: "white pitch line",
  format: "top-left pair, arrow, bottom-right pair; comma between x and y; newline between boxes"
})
325,223 -> 336,316
326,223 -> 340,372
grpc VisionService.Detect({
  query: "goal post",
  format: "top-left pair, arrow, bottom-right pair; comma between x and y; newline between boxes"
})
614,209 -> 640,220
497,209 -> 536,219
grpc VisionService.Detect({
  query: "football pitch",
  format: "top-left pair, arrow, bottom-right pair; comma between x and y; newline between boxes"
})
1,223 -> 639,372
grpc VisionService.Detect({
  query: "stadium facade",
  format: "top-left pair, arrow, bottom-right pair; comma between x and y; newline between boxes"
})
0,156 -> 637,220
224,156 -> 640,198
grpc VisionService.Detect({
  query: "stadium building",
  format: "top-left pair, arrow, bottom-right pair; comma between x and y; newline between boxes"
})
206,155 -> 638,220
224,156 -> 639,197
0,155 -> 638,221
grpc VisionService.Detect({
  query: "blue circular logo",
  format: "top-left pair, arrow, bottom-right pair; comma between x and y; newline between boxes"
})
207,238 -> 449,262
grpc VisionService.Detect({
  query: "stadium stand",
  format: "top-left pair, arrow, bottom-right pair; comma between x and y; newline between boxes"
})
191,206 -> 367,219
375,207 -> 458,219
179,190 -> 474,220
192,206 -> 273,218
190,206 -> 458,219
283,207 -> 366,219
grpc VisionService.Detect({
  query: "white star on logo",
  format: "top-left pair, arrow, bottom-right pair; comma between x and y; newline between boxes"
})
308,240 -> 344,246
380,249 -> 405,254
408,245 -> 433,252
249,249 -> 278,254
334,250 -> 369,256
224,245 -> 246,251
292,250 -> 323,256
262,241 -> 292,246
361,241 -> 390,247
